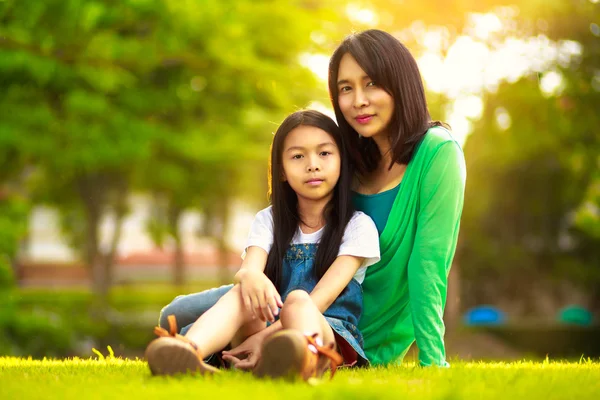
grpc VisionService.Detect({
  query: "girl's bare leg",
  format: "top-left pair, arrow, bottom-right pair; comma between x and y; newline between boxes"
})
184,284 -> 264,357
254,290 -> 340,380
279,290 -> 335,346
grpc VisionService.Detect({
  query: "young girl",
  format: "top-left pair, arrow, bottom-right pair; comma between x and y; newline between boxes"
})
146,110 -> 379,380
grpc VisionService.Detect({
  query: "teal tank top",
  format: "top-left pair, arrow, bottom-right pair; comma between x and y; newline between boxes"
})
352,183 -> 401,235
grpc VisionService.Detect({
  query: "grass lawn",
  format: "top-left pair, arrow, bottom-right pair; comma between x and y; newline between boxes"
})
1,356 -> 599,400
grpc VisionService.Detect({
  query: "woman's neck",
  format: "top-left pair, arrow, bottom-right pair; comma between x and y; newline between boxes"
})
296,196 -> 329,233
356,135 -> 407,195
372,134 -> 394,167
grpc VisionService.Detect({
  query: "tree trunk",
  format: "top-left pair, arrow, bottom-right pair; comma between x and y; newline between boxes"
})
104,186 -> 128,287
445,261 -> 461,332
78,177 -> 109,317
216,197 -> 231,285
168,206 -> 185,287
87,209 -> 109,316
103,208 -> 126,289
445,236 -> 463,333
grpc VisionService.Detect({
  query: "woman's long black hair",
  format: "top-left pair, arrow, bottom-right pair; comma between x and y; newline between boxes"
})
264,110 -> 355,290
328,29 -> 448,175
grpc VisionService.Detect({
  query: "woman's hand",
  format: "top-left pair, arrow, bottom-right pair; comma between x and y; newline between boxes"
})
235,269 -> 283,322
221,331 -> 264,370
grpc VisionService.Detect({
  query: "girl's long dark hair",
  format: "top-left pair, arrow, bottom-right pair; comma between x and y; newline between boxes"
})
328,29 -> 448,175
265,110 -> 354,290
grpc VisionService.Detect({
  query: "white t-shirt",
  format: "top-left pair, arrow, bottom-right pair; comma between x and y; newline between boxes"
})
242,206 -> 380,284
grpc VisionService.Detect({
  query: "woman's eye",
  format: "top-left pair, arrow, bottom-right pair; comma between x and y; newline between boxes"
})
339,86 -> 351,93
366,81 -> 376,87
320,151 -> 331,156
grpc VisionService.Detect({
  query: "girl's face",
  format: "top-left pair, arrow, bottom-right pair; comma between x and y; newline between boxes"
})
336,53 -> 394,140
281,125 -> 341,204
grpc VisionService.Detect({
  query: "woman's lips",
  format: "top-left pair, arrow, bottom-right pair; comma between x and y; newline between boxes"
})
355,115 -> 373,124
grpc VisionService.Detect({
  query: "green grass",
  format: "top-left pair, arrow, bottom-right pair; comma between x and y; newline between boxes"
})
2,357 -> 599,400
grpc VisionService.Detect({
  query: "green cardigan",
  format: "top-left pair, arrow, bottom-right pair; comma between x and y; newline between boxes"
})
355,126 -> 466,366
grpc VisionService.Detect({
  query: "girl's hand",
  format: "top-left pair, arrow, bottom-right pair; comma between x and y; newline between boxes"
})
221,332 -> 264,370
235,269 -> 283,322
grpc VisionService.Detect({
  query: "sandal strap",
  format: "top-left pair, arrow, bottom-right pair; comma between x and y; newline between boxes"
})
306,334 -> 344,378
153,314 -> 202,355
154,314 -> 178,337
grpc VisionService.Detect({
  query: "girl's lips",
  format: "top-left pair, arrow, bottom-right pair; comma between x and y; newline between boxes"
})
355,115 -> 373,124
306,179 -> 324,186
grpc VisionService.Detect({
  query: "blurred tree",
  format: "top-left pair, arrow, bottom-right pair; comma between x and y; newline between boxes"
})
459,0 -> 600,312
0,195 -> 28,289
341,0 -> 599,317
132,0 -> 331,286
0,0 -> 336,305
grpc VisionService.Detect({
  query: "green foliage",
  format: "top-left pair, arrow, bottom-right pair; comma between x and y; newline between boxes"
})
0,284 -> 218,357
0,196 -> 29,290
0,0 -> 338,292
458,0 -> 600,305
0,258 -> 14,290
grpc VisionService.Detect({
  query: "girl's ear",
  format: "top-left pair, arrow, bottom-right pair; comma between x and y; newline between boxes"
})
281,171 -> 287,182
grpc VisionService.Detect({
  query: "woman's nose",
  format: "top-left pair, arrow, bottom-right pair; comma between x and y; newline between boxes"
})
353,89 -> 369,108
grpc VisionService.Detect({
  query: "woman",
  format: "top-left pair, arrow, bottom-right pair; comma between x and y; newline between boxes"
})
328,29 -> 465,367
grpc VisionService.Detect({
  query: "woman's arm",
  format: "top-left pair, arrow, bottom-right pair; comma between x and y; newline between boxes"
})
407,140 -> 466,367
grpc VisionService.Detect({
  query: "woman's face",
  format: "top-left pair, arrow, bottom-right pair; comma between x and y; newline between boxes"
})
336,53 -> 394,140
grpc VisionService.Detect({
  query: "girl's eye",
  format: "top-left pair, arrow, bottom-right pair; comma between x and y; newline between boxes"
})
366,81 -> 376,87
292,154 -> 303,160
339,86 -> 351,93
320,151 -> 331,156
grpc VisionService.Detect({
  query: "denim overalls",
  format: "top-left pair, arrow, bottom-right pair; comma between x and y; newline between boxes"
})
160,243 -> 368,365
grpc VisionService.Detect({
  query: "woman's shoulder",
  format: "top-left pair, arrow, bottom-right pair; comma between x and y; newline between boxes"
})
414,125 -> 464,163
422,125 -> 461,150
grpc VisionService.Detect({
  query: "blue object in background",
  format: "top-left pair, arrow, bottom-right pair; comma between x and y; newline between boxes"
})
557,305 -> 593,326
464,305 -> 507,326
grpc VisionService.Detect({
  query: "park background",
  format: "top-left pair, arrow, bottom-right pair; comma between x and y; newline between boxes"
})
0,0 -> 598,361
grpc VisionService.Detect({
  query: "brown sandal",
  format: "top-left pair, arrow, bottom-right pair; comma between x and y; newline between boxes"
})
145,315 -> 220,376
254,329 -> 343,381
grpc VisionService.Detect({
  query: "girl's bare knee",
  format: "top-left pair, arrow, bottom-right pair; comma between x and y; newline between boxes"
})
280,290 -> 312,323
283,289 -> 311,306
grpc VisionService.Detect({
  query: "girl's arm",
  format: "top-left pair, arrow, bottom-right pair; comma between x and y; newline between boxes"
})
234,245 -> 268,281
234,246 -> 282,322
238,254 -> 362,338
408,140 -> 466,367
235,208 -> 282,322
311,213 -> 378,311
310,255 -> 363,312
222,255 -> 363,369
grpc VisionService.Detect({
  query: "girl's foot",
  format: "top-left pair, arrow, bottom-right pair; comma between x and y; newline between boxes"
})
253,330 -> 343,381
145,315 -> 219,376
